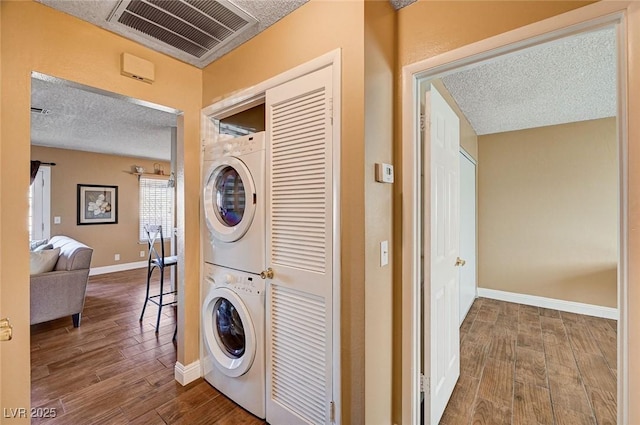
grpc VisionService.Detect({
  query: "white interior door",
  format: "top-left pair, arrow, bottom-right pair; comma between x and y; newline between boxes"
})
459,151 -> 476,324
424,84 -> 460,425
30,166 -> 51,241
265,65 -> 334,425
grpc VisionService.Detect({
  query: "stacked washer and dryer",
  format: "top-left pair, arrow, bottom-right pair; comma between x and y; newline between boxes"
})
201,131 -> 266,419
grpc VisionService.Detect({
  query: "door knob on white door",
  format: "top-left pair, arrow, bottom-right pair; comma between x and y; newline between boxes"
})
260,268 -> 274,280
0,318 -> 13,341
455,257 -> 466,267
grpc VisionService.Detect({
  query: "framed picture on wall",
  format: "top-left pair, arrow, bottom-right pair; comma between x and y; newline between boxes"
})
77,184 -> 118,225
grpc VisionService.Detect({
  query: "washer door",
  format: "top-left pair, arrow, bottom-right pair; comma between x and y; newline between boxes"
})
203,157 -> 256,243
202,286 -> 256,377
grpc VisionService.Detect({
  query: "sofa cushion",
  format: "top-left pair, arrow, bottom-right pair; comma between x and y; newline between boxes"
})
30,239 -> 49,251
33,243 -> 54,252
30,248 -> 61,275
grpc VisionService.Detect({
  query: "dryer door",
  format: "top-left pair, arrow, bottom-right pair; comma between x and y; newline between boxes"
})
203,157 -> 257,243
202,286 -> 256,377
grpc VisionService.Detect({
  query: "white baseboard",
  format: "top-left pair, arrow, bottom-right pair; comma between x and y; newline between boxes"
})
89,261 -> 147,276
174,360 -> 201,386
477,288 -> 618,320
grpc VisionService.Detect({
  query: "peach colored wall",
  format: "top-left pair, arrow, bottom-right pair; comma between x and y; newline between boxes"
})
0,0 -> 3,414
478,118 -> 618,307
31,146 -> 171,268
393,1 -> 596,423
1,1 -> 201,418
202,1 -> 367,422
364,1 -> 395,423
625,3 -> 640,417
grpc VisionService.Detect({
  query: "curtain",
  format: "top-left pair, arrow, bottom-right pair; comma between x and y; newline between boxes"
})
30,160 -> 41,185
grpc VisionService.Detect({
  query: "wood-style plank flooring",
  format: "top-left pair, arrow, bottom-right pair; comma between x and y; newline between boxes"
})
32,271 -> 617,424
30,268 -> 266,425
441,297 -> 617,425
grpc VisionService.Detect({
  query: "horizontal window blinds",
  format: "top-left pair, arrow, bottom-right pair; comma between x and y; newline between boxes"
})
139,176 -> 174,241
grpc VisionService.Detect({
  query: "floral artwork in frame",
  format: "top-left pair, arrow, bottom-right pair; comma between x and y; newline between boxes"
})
77,184 -> 118,225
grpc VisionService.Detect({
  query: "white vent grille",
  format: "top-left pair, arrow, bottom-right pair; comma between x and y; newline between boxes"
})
271,284 -> 327,424
108,0 -> 257,59
270,88 -> 327,273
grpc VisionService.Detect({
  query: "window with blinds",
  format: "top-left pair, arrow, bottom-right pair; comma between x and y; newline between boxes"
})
139,176 -> 174,241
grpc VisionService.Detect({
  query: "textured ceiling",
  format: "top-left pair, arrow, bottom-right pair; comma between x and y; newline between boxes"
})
31,75 -> 177,161
442,26 -> 616,135
36,0 -> 308,68
29,6 -> 616,161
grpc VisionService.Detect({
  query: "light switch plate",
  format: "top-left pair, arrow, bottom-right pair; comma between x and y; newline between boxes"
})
380,240 -> 389,266
54,216 -> 61,224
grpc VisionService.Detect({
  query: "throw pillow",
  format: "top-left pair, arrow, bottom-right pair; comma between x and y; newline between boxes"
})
30,248 -> 61,275
29,239 -> 48,251
33,243 -> 54,252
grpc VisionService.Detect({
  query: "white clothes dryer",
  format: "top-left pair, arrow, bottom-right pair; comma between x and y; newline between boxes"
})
202,131 -> 265,275
201,263 -> 265,419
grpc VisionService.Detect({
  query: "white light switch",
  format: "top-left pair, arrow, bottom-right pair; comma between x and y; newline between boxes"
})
380,240 -> 389,266
114,254 -> 120,261
54,216 -> 61,224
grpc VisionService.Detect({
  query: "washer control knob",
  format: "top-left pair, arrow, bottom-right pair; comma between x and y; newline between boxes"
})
224,274 -> 236,284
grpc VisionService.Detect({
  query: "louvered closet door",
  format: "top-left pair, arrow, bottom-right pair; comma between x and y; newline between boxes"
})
265,65 -> 334,425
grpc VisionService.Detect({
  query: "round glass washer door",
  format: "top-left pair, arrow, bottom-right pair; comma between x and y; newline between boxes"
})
202,286 -> 256,377
203,157 -> 256,243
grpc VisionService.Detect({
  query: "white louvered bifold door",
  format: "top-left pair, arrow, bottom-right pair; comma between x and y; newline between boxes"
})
265,65 -> 334,425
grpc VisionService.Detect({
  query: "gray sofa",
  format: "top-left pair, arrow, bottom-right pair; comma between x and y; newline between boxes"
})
30,236 -> 93,327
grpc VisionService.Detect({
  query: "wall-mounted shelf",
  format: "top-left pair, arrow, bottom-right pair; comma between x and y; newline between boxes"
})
130,172 -> 169,180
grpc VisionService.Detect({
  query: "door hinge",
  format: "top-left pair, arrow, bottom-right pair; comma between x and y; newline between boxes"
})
420,374 -> 430,394
328,97 -> 334,125
329,400 -> 335,423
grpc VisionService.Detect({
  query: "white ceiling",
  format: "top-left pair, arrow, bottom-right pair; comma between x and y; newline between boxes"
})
30,3 -> 616,161
442,26 -> 616,135
31,75 -> 178,161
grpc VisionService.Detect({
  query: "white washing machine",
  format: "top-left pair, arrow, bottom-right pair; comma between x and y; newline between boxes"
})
201,263 -> 265,418
202,131 -> 266,275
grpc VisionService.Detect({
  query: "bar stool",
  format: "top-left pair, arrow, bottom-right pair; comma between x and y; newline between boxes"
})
139,224 -> 177,334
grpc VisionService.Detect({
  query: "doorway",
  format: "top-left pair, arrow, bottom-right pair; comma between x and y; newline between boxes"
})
28,73 -> 183,410
402,7 -> 629,425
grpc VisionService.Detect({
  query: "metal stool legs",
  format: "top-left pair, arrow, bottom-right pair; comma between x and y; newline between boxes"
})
139,262 -> 177,333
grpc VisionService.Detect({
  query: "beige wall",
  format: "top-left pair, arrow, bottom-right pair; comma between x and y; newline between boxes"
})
203,1 -> 368,422
31,146 -> 170,268
478,118 -> 617,307
1,1 -> 201,418
364,1 -> 395,423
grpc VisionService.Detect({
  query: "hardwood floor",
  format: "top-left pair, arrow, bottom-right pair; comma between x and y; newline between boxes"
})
30,268 -> 266,425
33,272 -> 616,424
441,297 -> 617,425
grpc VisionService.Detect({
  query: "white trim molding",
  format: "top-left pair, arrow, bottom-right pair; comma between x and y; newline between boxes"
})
202,48 -> 342,424
89,260 -> 147,276
174,360 -> 201,386
477,288 -> 619,320
401,2 -> 633,424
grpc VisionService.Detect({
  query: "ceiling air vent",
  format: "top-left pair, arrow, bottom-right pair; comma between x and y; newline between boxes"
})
107,0 -> 257,59
30,107 -> 52,115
